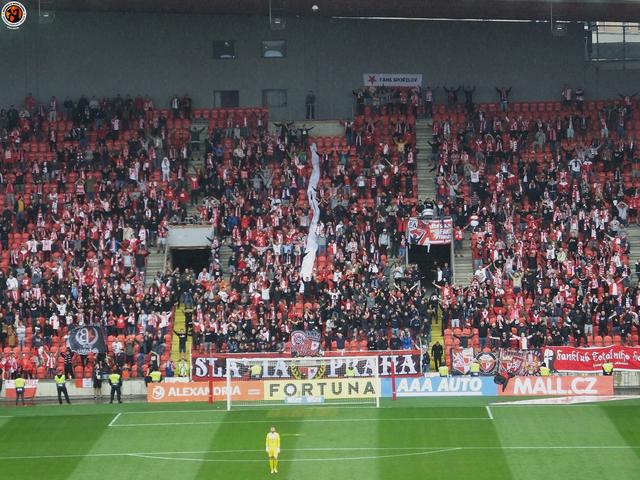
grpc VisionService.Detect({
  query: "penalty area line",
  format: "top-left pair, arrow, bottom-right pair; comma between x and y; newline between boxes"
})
485,405 -> 494,420
109,416 -> 491,427
108,413 -> 122,427
1,446 -> 640,461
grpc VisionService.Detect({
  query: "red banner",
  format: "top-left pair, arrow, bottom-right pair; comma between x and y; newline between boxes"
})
408,218 -> 452,245
499,376 -> 614,396
544,346 -> 640,372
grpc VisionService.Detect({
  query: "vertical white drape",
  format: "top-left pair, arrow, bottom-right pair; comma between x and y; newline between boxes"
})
300,143 -> 321,282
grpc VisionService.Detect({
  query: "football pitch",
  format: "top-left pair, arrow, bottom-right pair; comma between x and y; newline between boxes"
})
1,397 -> 639,480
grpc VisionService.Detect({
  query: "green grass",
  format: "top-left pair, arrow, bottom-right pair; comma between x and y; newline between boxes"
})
1,397 -> 639,479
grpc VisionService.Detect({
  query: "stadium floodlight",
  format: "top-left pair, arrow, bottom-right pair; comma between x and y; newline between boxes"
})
225,356 -> 381,410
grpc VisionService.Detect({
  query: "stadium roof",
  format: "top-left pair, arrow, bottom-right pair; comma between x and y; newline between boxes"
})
55,0 -> 640,23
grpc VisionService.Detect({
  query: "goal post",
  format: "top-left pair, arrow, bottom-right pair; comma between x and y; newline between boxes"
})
225,356 -> 381,410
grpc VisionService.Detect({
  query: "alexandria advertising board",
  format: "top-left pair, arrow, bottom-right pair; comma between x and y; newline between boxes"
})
191,351 -> 422,381
147,381 -> 264,403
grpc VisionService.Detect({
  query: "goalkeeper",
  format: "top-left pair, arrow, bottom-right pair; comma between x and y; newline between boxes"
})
265,426 -> 281,474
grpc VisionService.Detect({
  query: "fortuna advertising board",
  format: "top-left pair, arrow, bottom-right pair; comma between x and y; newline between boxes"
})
264,378 -> 379,401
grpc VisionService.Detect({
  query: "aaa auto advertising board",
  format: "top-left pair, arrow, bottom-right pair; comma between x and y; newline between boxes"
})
498,376 -> 613,396
381,376 -> 498,397
147,381 -> 264,403
543,346 -> 640,372
192,351 -> 422,381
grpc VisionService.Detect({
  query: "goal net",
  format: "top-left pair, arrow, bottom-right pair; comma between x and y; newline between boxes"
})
225,356 -> 381,410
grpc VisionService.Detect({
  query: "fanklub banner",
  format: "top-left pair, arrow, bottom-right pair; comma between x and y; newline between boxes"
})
450,347 -> 475,375
363,73 -> 423,87
68,326 -> 107,355
498,349 -> 542,376
543,345 -> 640,372
192,351 -> 422,381
408,218 -> 452,245
290,330 -> 322,357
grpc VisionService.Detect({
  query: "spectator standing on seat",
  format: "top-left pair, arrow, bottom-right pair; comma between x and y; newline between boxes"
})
305,91 -> 316,120
92,361 -> 103,400
63,348 -> 74,379
496,86 -> 512,112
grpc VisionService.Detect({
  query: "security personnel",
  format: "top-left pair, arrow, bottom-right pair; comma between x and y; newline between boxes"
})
539,362 -> 551,376
470,360 -> 480,376
438,365 -> 449,377
602,362 -> 614,376
108,369 -> 123,404
345,365 -> 357,377
250,363 -> 263,379
54,370 -> 71,404
14,374 -> 26,406
149,369 -> 162,383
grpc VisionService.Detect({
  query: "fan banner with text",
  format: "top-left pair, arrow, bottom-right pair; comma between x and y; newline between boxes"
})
543,345 -> 640,372
191,351 -> 422,380
363,73 -> 423,87
408,217 -> 452,245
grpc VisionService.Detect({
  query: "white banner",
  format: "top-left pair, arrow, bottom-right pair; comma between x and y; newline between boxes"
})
300,143 -> 321,283
363,73 -> 423,87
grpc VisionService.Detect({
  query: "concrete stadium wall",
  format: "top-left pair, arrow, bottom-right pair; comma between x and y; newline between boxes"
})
1,12 -> 640,120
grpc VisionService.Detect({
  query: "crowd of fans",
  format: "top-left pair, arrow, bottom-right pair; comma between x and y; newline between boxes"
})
185,93 -> 431,355
0,93 -> 205,379
4,84 -> 639,381
421,87 -> 640,355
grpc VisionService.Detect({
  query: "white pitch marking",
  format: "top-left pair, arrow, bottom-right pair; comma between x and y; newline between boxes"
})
109,417 -> 490,427
107,413 -> 122,427
1,446 -> 640,461
129,447 -> 462,463
485,405 -> 494,420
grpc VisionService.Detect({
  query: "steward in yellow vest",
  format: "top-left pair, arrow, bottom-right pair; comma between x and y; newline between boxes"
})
602,362 -> 614,376
54,371 -> 71,404
108,371 -> 122,404
14,375 -> 26,406
439,365 -> 449,377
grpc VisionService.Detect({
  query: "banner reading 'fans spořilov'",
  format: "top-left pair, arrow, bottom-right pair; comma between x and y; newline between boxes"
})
363,73 -> 423,87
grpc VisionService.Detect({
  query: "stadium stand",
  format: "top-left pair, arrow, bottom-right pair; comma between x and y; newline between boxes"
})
425,91 -> 640,362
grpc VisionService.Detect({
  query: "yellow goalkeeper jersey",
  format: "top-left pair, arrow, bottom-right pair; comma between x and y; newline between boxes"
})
266,432 -> 281,451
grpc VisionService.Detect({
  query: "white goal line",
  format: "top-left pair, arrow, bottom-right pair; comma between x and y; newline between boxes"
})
0,445 -> 639,462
